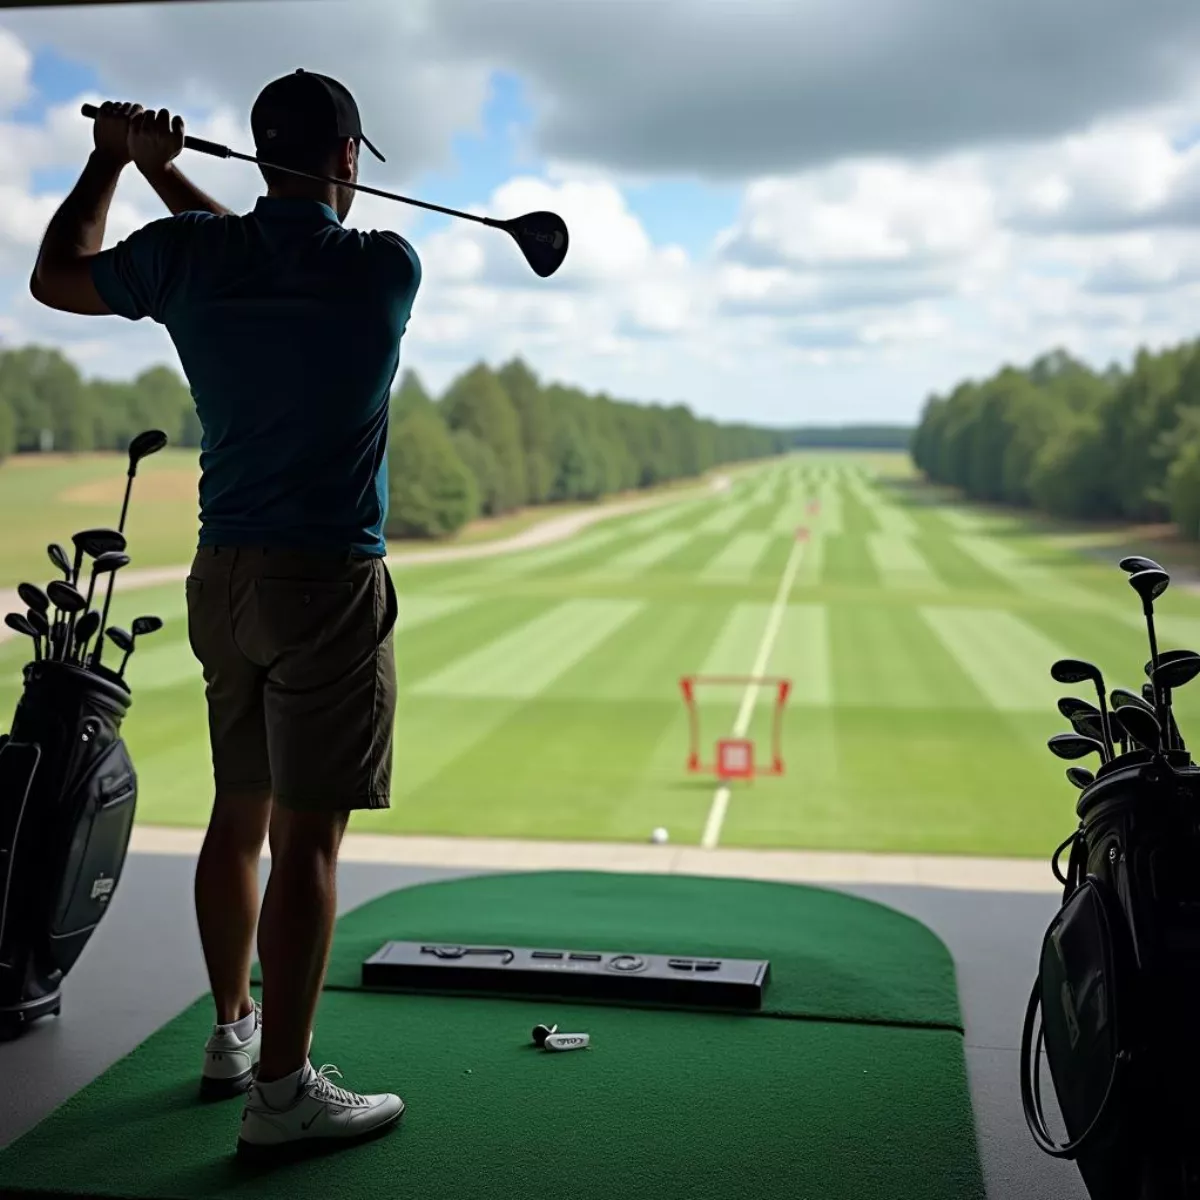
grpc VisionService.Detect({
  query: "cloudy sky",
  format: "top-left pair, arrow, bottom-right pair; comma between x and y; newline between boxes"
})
2,0 -> 1200,427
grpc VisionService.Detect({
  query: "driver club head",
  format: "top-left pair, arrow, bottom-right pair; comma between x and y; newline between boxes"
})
1145,648 -> 1198,677
1120,555 -> 1164,575
1152,653 -> 1200,692
1128,567 -> 1170,609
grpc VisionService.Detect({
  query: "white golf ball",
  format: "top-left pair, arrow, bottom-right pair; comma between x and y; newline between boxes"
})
651,827 -> 669,844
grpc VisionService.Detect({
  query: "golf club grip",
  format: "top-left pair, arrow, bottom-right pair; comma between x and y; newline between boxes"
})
79,104 -> 230,159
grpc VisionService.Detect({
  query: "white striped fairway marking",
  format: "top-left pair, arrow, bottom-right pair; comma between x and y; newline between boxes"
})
701,533 -> 806,850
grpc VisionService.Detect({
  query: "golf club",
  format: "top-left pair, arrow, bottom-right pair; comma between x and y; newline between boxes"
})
105,627 -> 134,676
46,580 -> 85,662
71,528 -> 126,588
1111,705 -> 1164,756
1119,555 -> 1164,575
73,611 -> 101,666
1051,660 -> 1113,763
1149,655 -> 1199,751
1112,687 -> 1156,713
1128,567 -> 1171,729
1047,732 -> 1106,762
84,432 -> 166,669
1142,681 -> 1183,753
46,543 -> 71,656
5,613 -> 40,661
71,530 -> 128,655
1066,766 -> 1094,790
122,615 -> 163,679
81,105 -> 570,278
26,609 -> 49,661
18,583 -> 49,618
85,551 -> 131,670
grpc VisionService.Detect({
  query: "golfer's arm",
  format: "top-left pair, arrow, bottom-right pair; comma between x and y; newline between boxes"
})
140,164 -> 231,217
29,150 -> 123,312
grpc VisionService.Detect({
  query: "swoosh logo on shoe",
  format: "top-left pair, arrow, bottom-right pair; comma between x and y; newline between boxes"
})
301,1114 -> 320,1130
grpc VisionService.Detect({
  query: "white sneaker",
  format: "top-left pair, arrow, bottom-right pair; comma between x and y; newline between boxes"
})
201,1000 -> 263,1100
236,1062 -> 404,1161
200,1002 -> 313,1101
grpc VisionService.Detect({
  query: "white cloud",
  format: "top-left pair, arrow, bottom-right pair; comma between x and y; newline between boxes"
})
0,26 -> 31,116
2,7 -> 1200,426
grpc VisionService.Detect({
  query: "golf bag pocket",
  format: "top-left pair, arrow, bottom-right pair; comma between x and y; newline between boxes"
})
1022,875 -> 1139,1199
45,736 -> 137,975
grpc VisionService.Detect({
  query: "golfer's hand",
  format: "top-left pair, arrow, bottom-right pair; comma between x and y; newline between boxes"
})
128,108 -> 185,177
93,100 -> 143,167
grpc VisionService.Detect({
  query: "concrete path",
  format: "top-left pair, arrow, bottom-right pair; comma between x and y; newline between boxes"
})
129,824 -> 1063,894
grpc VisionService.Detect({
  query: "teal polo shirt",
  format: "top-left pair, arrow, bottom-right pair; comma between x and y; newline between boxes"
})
91,196 -> 421,557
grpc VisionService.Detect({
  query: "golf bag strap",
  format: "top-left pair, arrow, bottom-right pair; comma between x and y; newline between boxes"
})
1019,901 -> 1128,1159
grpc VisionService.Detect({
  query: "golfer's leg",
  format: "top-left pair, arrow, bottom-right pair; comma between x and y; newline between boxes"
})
250,552 -> 398,1086
255,806 -> 348,1083
195,785 -> 272,1026
185,549 -> 273,1027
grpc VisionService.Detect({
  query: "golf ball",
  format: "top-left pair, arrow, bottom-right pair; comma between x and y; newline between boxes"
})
651,827 -> 669,844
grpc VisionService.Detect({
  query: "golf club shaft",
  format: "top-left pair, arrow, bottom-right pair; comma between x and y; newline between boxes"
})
79,104 -> 502,231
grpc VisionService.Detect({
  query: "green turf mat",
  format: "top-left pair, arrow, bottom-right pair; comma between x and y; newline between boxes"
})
248,871 -> 963,1030
0,990 -> 984,1200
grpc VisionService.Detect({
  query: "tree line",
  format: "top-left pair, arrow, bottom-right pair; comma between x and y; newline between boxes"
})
911,340 -> 1200,540
0,342 -> 914,539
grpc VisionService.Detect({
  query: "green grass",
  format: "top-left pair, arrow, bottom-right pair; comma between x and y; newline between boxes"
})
0,448 -> 743,584
3,447 -> 1195,858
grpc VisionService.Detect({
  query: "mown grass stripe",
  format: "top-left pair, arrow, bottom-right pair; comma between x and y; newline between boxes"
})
587,530 -> 697,579
866,534 -> 947,591
919,606 -> 1075,712
411,599 -> 643,698
699,532 -> 772,583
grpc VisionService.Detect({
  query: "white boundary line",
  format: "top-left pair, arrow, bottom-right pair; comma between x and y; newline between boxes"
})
700,533 -> 807,850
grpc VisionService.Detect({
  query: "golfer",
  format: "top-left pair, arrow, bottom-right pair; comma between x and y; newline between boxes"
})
29,70 -> 417,1160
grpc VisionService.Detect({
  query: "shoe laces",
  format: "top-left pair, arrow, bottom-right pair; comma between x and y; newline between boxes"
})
310,1064 -> 369,1107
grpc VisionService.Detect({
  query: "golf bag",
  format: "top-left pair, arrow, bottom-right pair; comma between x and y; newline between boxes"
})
1021,748 -> 1200,1199
0,658 -> 137,1039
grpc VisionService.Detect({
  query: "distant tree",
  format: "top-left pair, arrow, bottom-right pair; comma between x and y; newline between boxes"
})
386,411 -> 478,538
451,428 -> 504,516
391,368 -> 436,421
441,363 -> 527,512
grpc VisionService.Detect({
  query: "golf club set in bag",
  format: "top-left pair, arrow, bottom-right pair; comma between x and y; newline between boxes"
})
1021,555 -> 1200,1198
0,431 -> 167,1040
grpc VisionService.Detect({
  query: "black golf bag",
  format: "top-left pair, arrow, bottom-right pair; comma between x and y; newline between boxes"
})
0,658 -> 138,1039
1021,747 -> 1200,1199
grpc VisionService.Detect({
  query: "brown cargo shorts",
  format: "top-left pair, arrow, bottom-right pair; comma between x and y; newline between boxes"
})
184,545 -> 398,812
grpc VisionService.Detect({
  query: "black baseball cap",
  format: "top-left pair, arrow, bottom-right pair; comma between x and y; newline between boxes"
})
251,68 -> 385,162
